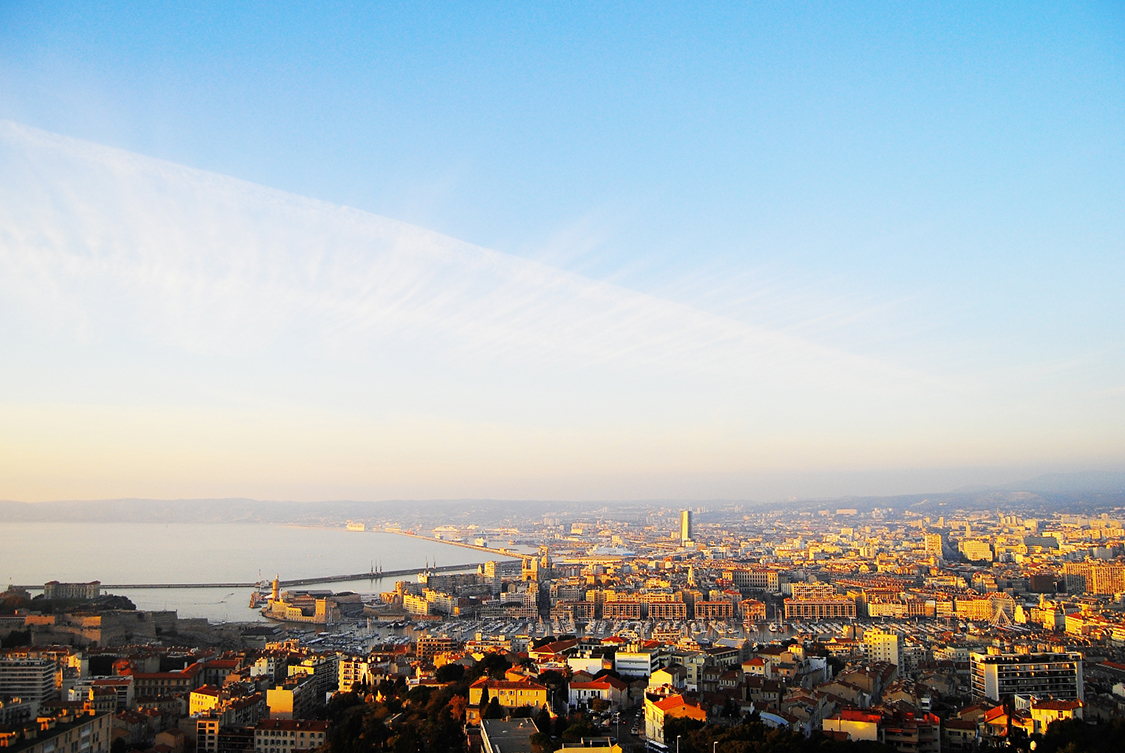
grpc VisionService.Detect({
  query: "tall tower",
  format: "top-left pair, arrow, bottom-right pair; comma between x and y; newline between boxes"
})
924,533 -> 944,560
680,510 -> 693,545
483,561 -> 502,594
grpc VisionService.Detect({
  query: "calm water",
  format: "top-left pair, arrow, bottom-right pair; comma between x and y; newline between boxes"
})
1,522 -> 514,623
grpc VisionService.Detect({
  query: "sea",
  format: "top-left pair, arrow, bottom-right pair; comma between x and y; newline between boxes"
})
0,522 -> 518,623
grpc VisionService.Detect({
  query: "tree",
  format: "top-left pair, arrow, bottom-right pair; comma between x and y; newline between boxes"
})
483,697 -> 504,719
435,663 -> 465,683
664,715 -> 706,743
389,725 -> 421,753
538,668 -> 567,708
530,731 -> 555,753
481,652 -> 512,678
478,685 -> 490,712
447,695 -> 469,723
0,588 -> 30,615
405,685 -> 432,708
561,713 -> 599,743
658,716 -> 897,753
469,652 -> 512,681
326,691 -> 364,719
1035,717 -> 1125,753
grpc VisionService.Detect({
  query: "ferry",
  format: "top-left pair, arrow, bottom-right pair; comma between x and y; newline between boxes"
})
345,521 -> 366,532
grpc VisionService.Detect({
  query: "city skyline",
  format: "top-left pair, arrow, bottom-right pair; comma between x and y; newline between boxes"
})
3,6 -> 1125,751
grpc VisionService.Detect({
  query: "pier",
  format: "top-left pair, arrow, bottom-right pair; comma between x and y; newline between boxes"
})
387,529 -> 526,558
28,563 -> 483,591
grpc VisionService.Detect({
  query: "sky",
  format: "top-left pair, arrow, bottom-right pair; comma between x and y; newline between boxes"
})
0,2 -> 1123,503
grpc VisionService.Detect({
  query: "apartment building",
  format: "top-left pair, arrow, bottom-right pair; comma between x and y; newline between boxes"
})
970,652 -> 1084,702
0,659 -> 57,705
0,711 -> 110,753
783,597 -> 857,620
253,719 -> 327,753
864,627 -> 903,667
694,601 -> 734,620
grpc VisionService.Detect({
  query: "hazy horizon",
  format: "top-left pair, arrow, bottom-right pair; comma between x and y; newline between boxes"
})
3,468 -> 1125,508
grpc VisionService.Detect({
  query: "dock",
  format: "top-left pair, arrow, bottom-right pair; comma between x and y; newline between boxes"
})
24,563 -> 483,591
388,529 -> 527,558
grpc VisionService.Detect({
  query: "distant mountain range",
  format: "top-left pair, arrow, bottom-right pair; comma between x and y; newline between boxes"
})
1,470 -> 1122,524
998,470 -> 1125,494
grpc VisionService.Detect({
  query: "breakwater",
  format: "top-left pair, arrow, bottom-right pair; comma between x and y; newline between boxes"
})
24,562 -> 481,590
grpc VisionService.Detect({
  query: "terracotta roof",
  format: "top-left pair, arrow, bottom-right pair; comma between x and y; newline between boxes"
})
533,639 -> 578,655
652,694 -> 702,712
944,719 -> 977,730
571,677 -> 627,691
470,678 -> 547,691
1033,699 -> 1082,711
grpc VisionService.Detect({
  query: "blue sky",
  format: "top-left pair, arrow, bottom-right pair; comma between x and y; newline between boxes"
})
0,2 -> 1123,502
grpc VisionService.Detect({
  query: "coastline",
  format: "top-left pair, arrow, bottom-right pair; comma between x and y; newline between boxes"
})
2,522 -> 513,622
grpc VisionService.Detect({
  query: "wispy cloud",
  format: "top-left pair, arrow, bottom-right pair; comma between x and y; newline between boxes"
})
1,120 -> 1120,502
0,120 -> 936,395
